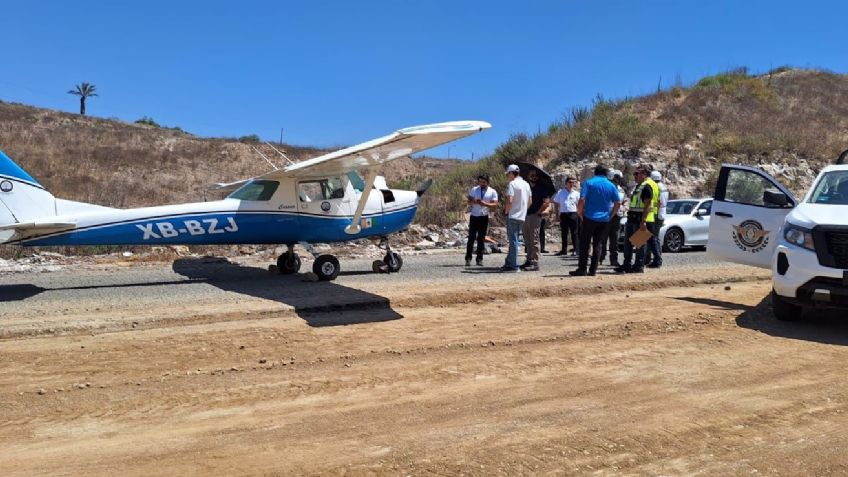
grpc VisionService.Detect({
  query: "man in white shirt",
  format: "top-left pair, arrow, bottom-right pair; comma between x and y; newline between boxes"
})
646,170 -> 669,268
552,176 -> 580,256
465,174 -> 499,266
501,164 -> 532,272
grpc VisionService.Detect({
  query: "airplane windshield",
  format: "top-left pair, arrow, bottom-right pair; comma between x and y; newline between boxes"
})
347,171 -> 365,192
228,180 -> 280,201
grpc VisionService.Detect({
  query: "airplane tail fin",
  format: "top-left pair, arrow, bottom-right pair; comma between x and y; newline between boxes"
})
0,151 -> 57,227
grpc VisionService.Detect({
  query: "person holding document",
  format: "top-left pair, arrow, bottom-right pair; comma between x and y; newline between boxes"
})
615,166 -> 658,274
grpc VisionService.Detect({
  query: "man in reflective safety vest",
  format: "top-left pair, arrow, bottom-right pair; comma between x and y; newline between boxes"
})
615,166 -> 659,273
646,170 -> 668,268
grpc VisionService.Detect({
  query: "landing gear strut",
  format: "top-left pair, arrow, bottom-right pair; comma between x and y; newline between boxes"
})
372,236 -> 403,273
276,244 -> 301,274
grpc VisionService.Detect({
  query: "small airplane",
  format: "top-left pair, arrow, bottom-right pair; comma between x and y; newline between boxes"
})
0,120 -> 491,280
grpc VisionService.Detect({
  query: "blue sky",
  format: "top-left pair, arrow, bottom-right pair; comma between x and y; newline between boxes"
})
2,1 -> 846,160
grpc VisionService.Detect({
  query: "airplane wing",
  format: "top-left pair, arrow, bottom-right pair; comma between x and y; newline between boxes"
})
259,120 -> 491,179
256,120 -> 491,235
0,221 -> 76,243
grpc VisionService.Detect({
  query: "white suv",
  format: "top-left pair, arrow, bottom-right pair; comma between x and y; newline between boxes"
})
708,154 -> 848,320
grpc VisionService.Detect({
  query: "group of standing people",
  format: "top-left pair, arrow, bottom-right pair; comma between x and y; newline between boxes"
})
464,163 -> 669,275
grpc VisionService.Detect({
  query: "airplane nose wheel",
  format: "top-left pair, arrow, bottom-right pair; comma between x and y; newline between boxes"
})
383,252 -> 403,273
313,255 -> 340,281
277,247 -> 302,275
372,237 -> 403,273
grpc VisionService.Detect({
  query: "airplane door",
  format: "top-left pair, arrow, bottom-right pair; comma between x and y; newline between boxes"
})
296,177 -> 352,239
707,165 -> 796,268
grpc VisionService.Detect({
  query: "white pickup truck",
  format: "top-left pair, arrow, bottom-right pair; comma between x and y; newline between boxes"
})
707,152 -> 848,320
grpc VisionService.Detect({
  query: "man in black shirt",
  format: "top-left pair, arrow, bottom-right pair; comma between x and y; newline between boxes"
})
521,170 -> 551,271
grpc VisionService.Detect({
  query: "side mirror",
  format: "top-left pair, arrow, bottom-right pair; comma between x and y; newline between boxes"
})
696,208 -> 709,217
763,189 -> 789,207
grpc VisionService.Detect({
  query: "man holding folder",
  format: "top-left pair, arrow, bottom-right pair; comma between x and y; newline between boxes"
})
615,166 -> 658,274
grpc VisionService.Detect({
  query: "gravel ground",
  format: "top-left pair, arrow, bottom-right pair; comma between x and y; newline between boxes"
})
0,249 -> 715,312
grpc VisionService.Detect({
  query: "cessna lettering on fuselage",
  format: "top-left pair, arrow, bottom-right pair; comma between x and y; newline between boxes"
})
137,218 -> 238,240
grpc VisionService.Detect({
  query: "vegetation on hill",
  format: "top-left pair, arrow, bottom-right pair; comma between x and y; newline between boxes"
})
67,82 -> 98,115
418,68 -> 848,226
0,102 -> 459,210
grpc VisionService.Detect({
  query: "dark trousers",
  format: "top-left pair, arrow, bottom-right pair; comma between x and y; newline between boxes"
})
560,212 -> 579,253
539,218 -> 547,252
466,215 -> 489,262
622,218 -> 648,270
601,215 -> 622,263
577,218 -> 609,273
645,219 -> 663,266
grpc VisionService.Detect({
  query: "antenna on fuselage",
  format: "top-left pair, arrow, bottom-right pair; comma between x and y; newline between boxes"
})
250,145 -> 280,170
264,142 -> 296,166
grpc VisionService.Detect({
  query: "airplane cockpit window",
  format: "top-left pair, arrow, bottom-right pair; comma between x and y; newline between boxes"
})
298,178 -> 346,202
299,182 -> 323,202
228,180 -> 280,201
324,177 -> 346,199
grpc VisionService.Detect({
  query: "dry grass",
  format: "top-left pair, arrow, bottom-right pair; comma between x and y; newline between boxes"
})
0,102 -> 460,257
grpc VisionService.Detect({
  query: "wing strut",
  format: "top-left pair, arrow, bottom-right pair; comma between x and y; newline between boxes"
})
344,168 -> 378,235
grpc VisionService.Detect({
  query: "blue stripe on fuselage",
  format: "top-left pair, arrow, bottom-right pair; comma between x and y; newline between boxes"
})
20,207 -> 417,246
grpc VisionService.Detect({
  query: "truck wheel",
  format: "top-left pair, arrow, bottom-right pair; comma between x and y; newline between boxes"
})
772,290 -> 803,321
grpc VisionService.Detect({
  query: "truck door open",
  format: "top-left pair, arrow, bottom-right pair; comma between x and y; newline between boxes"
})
707,165 -> 796,268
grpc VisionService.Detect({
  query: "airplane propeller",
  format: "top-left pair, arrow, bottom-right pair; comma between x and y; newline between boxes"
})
416,178 -> 433,197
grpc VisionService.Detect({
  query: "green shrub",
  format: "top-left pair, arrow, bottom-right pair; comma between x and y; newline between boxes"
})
134,116 -> 160,127
696,67 -> 749,88
238,134 -> 261,143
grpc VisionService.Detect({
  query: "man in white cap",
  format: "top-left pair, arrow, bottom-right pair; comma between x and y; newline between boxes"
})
646,170 -> 668,268
501,164 -> 532,272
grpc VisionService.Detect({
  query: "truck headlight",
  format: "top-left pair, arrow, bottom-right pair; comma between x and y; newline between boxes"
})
784,223 -> 815,251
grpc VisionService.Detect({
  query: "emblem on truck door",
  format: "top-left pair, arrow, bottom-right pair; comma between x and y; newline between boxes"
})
732,220 -> 770,253
0,180 -> 12,192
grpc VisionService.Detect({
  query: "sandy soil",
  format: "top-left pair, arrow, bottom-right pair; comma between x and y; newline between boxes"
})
3,262 -> 848,476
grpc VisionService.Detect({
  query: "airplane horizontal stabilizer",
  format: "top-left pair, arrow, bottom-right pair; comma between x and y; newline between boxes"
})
0,221 -> 76,243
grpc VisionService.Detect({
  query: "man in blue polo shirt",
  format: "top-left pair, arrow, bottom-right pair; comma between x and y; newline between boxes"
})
569,165 -> 621,277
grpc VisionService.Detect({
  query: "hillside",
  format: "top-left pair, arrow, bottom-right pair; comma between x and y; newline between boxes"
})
0,102 -> 459,208
419,67 -> 848,225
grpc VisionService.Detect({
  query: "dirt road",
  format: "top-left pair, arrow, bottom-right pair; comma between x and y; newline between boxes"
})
2,255 -> 848,476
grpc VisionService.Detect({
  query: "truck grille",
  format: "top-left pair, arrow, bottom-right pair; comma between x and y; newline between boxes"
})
813,226 -> 848,269
827,232 -> 848,268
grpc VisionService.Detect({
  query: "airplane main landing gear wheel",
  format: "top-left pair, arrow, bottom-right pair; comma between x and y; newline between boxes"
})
277,252 -> 301,274
313,255 -> 340,281
384,252 -> 403,273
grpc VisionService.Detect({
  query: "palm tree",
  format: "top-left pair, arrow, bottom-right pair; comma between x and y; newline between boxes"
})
67,82 -> 98,115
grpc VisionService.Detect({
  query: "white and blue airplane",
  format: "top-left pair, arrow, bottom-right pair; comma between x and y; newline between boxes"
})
0,120 -> 491,280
